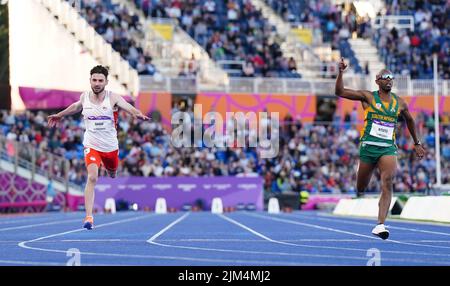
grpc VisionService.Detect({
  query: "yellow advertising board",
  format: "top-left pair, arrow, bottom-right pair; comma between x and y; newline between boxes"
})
150,23 -> 173,41
291,28 -> 313,45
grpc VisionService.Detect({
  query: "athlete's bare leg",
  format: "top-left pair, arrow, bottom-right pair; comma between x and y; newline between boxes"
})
85,163 -> 99,217
376,155 -> 397,224
356,161 -> 377,197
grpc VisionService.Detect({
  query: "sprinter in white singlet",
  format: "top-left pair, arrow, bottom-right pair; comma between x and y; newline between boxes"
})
48,65 -> 149,230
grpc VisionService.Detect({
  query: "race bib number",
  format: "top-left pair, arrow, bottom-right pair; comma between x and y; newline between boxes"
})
86,116 -> 113,132
370,120 -> 395,140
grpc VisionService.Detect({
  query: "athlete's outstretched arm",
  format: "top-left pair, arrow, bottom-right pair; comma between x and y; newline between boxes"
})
399,97 -> 425,159
113,93 -> 150,121
335,58 -> 371,103
47,96 -> 83,127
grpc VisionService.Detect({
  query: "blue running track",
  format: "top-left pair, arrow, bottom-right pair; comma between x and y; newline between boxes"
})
0,211 -> 449,266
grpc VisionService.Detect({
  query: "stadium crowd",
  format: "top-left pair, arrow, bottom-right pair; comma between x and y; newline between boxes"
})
1,107 -> 448,196
131,0 -> 301,78
264,0 -> 449,78
74,0 -> 157,75
71,0 -> 449,79
375,0 -> 450,79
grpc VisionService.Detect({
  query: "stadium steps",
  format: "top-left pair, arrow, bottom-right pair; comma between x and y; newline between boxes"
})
111,0 -> 229,86
348,38 -> 385,75
249,0 -> 334,79
37,0 -> 138,97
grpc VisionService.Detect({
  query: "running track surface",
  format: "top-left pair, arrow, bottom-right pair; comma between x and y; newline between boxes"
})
0,211 -> 449,266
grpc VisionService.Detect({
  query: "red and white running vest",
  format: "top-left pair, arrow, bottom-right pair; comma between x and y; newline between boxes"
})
81,91 -> 118,152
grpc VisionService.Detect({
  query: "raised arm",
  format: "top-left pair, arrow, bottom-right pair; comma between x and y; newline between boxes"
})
112,93 -> 150,121
399,97 -> 425,159
47,94 -> 84,127
335,58 -> 372,103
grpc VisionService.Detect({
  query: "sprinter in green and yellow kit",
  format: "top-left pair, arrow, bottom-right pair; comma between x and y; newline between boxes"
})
335,58 -> 426,240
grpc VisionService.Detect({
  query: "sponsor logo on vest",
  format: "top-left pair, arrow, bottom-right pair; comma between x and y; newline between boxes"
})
87,115 -> 112,120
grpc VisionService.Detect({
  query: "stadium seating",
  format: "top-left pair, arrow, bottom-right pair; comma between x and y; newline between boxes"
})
73,0 -> 157,75
132,0 -> 301,78
266,0 -> 449,78
1,109 -> 448,196
374,0 -> 449,79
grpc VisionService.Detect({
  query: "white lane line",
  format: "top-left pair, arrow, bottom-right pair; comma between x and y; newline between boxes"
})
0,259 -> 144,266
321,212 -> 450,227
247,212 -> 380,239
417,240 -> 450,243
148,234 -> 439,265
0,213 -> 139,232
145,212 -> 450,263
148,240 -> 436,264
62,239 -> 125,242
13,212 -> 449,265
159,238 -> 361,242
145,214 -> 400,264
18,213 -> 153,249
245,212 -> 450,250
214,214 -> 450,265
290,212 -> 450,237
147,212 -> 190,243
16,212 -> 442,265
0,259 -> 63,266
0,219 -> 81,232
6,238 -> 450,244
0,213 -> 80,225
16,213 -> 287,265
218,214 -> 298,247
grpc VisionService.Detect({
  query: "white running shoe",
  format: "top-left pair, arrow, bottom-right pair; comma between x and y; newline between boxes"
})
372,224 -> 389,240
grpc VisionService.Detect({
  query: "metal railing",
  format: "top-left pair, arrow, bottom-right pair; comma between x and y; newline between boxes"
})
0,136 -> 83,194
372,15 -> 415,31
140,75 -> 449,96
38,0 -> 139,97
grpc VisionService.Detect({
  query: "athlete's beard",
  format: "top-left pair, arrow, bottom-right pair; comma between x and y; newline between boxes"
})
380,82 -> 393,93
92,87 -> 105,95
381,85 -> 392,92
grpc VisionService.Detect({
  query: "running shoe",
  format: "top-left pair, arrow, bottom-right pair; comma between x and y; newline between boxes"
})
372,223 -> 389,240
83,216 -> 94,230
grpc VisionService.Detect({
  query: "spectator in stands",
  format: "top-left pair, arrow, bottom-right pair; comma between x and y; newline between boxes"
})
242,61 -> 255,77
130,0 -> 302,78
